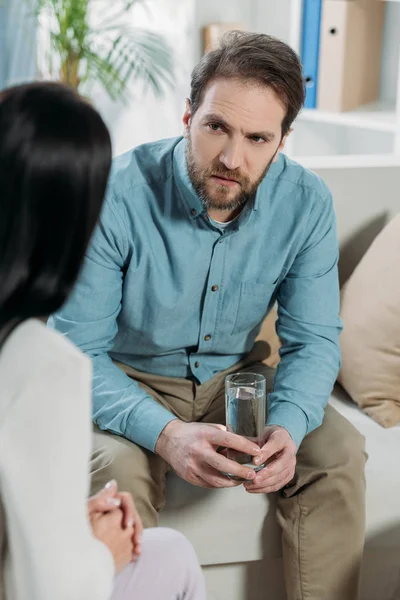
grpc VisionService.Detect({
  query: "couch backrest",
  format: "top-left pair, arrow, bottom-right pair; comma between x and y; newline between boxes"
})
313,164 -> 400,285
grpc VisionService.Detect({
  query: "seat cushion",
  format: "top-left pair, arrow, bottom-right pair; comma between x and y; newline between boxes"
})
330,385 -> 400,545
160,472 -> 280,565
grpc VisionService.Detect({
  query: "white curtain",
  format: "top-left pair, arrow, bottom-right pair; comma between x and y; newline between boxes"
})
0,0 -> 36,90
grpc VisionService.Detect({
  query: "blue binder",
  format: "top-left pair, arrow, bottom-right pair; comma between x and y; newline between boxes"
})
301,0 -> 323,109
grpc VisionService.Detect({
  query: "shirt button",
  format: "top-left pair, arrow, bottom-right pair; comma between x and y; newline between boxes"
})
211,285 -> 219,292
204,334 -> 211,341
191,208 -> 197,216
194,361 -> 200,368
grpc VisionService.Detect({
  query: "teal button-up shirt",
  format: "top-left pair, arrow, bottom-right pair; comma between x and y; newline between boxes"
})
50,137 -> 342,452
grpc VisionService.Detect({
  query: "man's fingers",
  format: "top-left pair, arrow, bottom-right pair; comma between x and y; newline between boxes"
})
191,473 -> 215,488
198,466 -> 243,488
207,424 -> 227,432
256,433 -> 290,466
203,448 -> 257,481
256,448 -> 294,479
244,465 -> 294,492
210,429 -> 261,457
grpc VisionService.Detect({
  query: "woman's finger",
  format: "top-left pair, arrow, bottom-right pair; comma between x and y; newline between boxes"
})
132,509 -> 143,556
117,491 -> 144,558
117,491 -> 136,529
88,480 -> 121,516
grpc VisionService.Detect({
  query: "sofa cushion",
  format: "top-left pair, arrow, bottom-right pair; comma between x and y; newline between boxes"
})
160,474 -> 280,565
338,214 -> 400,428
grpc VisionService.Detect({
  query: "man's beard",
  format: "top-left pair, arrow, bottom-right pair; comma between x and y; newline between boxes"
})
186,135 -> 275,212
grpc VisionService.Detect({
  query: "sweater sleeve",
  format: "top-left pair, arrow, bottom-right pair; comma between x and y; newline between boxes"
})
0,346 -> 114,600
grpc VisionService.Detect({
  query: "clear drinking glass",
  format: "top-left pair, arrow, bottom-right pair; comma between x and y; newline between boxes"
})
225,372 -> 266,480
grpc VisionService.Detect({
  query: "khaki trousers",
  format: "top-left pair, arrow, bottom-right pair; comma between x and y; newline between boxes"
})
90,355 -> 366,600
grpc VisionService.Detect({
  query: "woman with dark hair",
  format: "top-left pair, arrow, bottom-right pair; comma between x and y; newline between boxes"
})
0,82 -> 205,600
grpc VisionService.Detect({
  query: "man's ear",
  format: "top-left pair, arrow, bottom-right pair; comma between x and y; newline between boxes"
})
272,128 -> 293,163
183,98 -> 192,138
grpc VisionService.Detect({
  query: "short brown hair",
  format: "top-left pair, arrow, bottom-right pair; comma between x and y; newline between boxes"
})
190,31 -> 305,137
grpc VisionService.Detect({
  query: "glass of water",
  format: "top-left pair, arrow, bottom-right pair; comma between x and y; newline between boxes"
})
225,372 -> 266,480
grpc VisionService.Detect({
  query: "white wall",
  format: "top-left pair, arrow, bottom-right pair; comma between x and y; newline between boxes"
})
251,0 -> 293,44
194,0 -> 254,62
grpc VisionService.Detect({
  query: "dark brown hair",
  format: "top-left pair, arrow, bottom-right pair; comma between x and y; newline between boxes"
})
190,31 -> 305,136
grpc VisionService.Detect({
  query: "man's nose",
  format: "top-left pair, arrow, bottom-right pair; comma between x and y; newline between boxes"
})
219,139 -> 244,171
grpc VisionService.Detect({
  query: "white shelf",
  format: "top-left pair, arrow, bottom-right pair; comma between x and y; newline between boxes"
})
298,101 -> 399,133
293,153 -> 400,170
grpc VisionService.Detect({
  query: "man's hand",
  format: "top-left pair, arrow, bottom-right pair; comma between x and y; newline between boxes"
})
155,420 -> 261,488
88,480 -> 143,559
244,426 -> 296,494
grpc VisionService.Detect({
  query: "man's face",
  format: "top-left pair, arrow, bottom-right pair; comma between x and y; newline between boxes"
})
184,78 -> 289,213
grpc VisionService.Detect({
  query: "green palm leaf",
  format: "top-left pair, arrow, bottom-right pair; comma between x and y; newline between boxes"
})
24,0 -> 174,101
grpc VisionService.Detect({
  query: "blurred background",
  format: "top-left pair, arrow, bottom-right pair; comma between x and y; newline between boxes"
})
1,0 -> 400,167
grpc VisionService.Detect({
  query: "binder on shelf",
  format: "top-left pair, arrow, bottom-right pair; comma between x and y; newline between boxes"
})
301,0 -> 323,109
317,0 -> 385,113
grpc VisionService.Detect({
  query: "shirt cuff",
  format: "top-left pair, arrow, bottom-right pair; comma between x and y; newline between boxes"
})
125,398 -> 177,452
267,402 -> 309,450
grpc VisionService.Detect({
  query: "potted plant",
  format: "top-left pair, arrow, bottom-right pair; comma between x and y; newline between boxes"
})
32,0 -> 174,101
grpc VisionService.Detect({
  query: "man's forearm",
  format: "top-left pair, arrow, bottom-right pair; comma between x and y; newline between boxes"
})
267,338 -> 340,449
92,354 -> 177,452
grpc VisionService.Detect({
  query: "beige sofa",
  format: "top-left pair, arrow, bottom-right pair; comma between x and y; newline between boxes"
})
160,163 -> 400,600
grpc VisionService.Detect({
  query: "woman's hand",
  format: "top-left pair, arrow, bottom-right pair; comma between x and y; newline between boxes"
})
88,480 -> 143,560
91,508 -> 134,574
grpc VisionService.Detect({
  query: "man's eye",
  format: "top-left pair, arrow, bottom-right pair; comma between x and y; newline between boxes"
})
208,123 -> 222,132
251,136 -> 266,144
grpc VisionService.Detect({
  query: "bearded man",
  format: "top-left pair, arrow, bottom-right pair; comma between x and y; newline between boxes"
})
51,31 -> 366,600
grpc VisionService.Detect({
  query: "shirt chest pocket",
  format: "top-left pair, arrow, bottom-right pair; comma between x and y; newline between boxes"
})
230,279 -> 278,335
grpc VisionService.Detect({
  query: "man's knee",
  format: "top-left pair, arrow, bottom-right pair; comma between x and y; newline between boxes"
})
89,427 -> 168,526
337,420 -> 367,478
90,443 -> 114,494
297,405 -> 367,484
90,428 -> 143,493
325,407 -> 367,480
